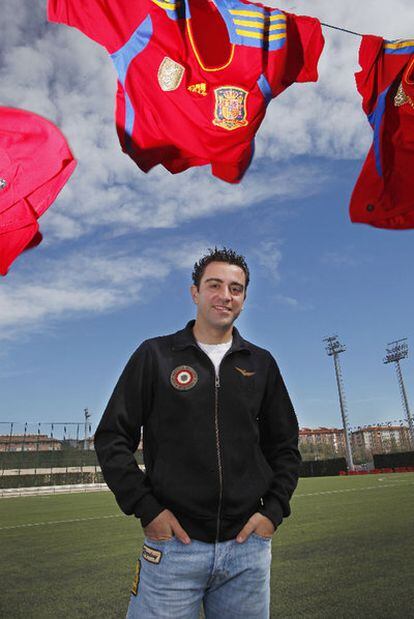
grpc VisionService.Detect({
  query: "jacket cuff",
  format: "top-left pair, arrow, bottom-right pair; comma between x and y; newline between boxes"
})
134,493 -> 165,527
259,502 -> 284,530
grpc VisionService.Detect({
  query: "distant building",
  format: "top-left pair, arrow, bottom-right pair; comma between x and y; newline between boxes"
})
351,425 -> 411,453
0,434 -> 62,452
299,424 -> 411,459
0,424 -> 410,456
300,427 -> 346,452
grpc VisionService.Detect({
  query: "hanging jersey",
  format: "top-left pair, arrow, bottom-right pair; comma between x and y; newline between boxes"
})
350,35 -> 414,229
48,0 -> 324,183
0,108 -> 76,275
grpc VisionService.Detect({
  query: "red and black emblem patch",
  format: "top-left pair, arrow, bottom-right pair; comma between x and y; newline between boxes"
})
170,365 -> 198,391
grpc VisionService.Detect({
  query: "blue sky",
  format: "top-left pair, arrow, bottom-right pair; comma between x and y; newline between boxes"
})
1,0 -> 414,433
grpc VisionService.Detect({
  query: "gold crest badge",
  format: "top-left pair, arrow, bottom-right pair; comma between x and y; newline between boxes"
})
213,86 -> 249,131
158,57 -> 185,92
394,82 -> 414,109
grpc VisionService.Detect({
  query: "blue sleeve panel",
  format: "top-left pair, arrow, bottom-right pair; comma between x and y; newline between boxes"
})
110,14 -> 153,145
367,85 -> 390,178
257,73 -> 273,104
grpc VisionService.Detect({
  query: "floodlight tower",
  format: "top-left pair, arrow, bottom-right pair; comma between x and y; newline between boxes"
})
323,335 -> 354,470
383,339 -> 414,447
84,408 -> 91,450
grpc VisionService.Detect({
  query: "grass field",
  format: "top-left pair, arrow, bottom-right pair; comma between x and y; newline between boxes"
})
1,474 -> 413,618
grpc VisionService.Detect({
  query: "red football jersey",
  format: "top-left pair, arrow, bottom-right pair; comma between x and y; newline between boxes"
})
0,108 -> 76,275
350,35 -> 414,229
48,0 -> 323,183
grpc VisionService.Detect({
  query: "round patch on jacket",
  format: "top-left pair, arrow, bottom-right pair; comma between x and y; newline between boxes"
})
170,365 -> 198,390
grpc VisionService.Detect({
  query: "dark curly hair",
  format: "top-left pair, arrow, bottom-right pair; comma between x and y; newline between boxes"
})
192,247 -> 250,291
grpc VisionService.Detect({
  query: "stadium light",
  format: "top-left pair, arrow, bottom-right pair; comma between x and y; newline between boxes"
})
323,335 -> 354,470
84,408 -> 91,451
383,339 -> 414,447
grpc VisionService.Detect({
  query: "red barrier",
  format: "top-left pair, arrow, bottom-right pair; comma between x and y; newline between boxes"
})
337,467 -> 414,476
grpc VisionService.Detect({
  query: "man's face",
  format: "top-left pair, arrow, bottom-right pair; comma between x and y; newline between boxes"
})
191,261 -> 246,331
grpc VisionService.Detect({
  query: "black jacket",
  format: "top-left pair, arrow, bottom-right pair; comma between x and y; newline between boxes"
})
94,321 -> 301,543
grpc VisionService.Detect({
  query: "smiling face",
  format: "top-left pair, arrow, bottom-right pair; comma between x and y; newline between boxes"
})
191,261 -> 246,338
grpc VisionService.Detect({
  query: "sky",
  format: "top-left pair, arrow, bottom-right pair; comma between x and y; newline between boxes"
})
1,0 -> 414,435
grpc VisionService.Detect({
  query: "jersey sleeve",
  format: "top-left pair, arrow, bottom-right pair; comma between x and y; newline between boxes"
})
263,10 -> 324,97
283,13 -> 325,84
355,35 -> 414,116
354,35 -> 385,116
47,0 -> 149,53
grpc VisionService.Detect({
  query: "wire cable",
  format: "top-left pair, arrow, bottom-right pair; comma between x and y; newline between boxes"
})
321,22 -> 363,38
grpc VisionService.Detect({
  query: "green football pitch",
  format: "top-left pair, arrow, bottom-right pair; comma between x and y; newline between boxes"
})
0,474 -> 413,618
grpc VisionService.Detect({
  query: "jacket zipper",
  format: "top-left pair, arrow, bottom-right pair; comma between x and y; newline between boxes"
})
195,345 -> 235,542
214,372 -> 223,542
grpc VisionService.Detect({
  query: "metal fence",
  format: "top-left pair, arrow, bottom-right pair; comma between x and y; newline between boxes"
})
0,422 -> 102,491
0,419 -> 412,489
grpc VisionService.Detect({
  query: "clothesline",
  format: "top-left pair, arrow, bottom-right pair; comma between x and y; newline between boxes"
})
321,22 -> 363,38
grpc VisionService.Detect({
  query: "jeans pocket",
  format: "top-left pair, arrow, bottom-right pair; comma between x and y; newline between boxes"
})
251,532 -> 272,542
144,536 -> 175,544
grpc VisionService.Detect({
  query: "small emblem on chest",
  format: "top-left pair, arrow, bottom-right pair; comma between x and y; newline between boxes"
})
142,544 -> 163,564
158,57 -> 185,92
170,365 -> 198,390
235,366 -> 255,377
213,87 -> 249,130
188,82 -> 208,96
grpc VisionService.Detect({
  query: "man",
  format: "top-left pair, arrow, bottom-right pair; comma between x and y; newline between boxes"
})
95,247 -> 301,619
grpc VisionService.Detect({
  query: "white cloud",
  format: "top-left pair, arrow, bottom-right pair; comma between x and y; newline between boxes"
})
0,240 -> 208,341
275,294 -> 300,308
321,251 -> 359,268
253,241 -> 283,281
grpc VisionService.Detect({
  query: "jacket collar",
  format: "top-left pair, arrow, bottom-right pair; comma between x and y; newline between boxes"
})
172,320 -> 251,354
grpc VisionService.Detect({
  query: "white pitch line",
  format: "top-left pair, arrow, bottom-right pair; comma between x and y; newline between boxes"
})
0,513 -> 122,531
0,479 -> 412,530
294,480 -> 414,498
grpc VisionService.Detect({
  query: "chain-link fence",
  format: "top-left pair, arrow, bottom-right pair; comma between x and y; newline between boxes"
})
0,421 -> 96,471
0,419 -> 412,490
0,421 -> 101,490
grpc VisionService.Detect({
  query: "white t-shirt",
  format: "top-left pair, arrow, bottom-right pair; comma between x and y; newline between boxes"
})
197,339 -> 232,376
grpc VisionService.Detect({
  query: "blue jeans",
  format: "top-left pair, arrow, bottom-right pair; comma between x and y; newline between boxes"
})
126,533 -> 272,618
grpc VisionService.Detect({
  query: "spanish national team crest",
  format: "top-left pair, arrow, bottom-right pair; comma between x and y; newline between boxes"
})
213,87 -> 249,131
170,365 -> 198,390
158,57 -> 185,92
